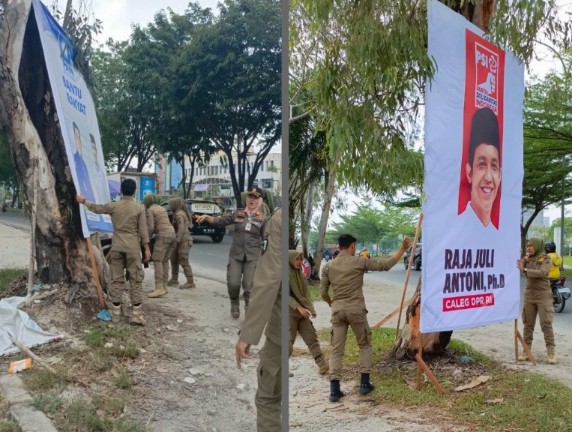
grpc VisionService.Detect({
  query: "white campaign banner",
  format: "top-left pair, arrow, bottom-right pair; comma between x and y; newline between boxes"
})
32,0 -> 113,237
421,0 -> 524,333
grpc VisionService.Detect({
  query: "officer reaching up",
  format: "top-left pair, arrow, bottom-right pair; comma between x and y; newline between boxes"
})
321,233 -> 411,402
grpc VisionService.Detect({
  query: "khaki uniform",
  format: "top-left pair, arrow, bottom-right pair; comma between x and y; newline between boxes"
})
214,209 -> 265,303
523,254 -> 555,351
86,197 -> 149,305
146,204 -> 176,290
320,251 -> 400,381
172,210 -> 195,284
288,251 -> 322,361
239,209 -> 281,432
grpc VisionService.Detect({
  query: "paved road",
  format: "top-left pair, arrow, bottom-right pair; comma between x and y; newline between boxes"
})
0,211 -> 232,283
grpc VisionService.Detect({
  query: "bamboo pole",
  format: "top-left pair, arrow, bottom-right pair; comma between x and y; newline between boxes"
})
514,320 -> 518,361
9,335 -> 57,374
373,296 -> 415,329
86,236 -> 105,306
395,213 -> 423,340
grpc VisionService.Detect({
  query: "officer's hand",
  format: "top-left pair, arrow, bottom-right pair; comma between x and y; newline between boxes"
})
235,340 -> 252,369
401,237 -> 412,250
297,306 -> 311,319
75,194 -> 86,204
143,246 -> 151,263
516,259 -> 524,272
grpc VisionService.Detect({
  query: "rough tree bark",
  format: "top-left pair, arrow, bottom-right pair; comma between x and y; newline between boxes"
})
390,279 -> 453,360
0,0 -> 106,303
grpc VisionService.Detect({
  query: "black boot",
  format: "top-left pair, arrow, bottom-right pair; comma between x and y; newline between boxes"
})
359,373 -> 375,394
329,380 -> 345,402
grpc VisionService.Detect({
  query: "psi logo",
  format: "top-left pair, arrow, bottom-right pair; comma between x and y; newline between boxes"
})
474,43 -> 498,114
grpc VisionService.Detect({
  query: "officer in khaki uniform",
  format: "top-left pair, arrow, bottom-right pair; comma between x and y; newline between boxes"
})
76,178 -> 151,325
169,197 -> 196,289
143,194 -> 176,298
236,208 -> 281,432
197,187 -> 266,318
289,250 -> 328,375
321,233 -> 411,402
517,237 -> 557,364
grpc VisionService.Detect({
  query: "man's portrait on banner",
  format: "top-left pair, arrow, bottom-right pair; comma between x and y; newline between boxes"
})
459,107 -> 501,230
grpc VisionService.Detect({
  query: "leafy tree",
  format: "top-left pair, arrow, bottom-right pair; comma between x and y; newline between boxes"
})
522,62 -> 572,249
176,0 -> 281,206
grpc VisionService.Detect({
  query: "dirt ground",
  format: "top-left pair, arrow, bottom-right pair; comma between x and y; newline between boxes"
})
0,222 -> 259,432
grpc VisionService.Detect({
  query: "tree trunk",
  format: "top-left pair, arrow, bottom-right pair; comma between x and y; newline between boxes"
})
0,0 -> 104,302
389,279 -> 453,360
313,151 -> 342,277
301,182 -> 314,259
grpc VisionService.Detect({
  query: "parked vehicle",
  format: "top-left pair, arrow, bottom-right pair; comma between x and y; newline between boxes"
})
552,277 -> 571,313
403,243 -> 422,271
160,199 -> 226,243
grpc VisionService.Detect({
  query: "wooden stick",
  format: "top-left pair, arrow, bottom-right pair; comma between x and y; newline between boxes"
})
395,213 -> 423,340
9,335 -> 57,374
415,353 -> 445,394
515,329 -> 536,365
372,296 -> 415,329
86,237 -> 105,307
416,328 -> 425,390
514,320 -> 519,362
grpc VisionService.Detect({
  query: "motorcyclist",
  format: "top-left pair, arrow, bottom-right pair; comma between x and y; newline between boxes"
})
545,241 -> 562,285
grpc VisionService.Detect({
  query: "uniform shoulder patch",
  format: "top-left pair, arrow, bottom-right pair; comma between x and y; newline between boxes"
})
261,234 -> 269,255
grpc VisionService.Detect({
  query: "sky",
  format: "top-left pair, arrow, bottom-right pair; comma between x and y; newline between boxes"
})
78,0 -> 220,43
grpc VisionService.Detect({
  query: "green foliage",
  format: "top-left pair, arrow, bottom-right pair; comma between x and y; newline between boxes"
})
522,60 -> 572,240
0,268 -> 26,296
0,421 -> 21,432
328,204 -> 418,246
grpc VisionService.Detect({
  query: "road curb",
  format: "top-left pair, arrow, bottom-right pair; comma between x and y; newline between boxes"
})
0,373 -> 58,432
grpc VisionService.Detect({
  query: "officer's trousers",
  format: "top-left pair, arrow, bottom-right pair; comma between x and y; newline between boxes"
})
152,235 -> 175,289
109,251 -> 143,305
522,291 -> 555,349
328,309 -> 372,381
288,308 -> 322,359
170,237 -> 194,282
256,339 -> 281,432
226,256 -> 256,301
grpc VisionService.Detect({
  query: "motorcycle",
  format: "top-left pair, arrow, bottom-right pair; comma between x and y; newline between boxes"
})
551,277 -> 571,313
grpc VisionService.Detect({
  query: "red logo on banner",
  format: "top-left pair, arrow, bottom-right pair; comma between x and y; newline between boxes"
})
474,43 -> 499,114
457,30 -> 505,229
301,258 -> 311,279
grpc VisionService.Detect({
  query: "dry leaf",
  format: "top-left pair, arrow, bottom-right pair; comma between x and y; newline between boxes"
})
454,375 -> 490,392
486,398 -> 504,404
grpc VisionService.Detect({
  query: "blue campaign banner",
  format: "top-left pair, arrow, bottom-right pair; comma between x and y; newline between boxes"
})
139,177 -> 156,200
33,0 -> 113,236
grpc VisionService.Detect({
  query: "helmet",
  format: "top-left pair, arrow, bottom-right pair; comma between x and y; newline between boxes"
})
545,242 -> 556,253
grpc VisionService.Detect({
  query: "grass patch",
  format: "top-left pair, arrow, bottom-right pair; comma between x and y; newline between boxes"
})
32,393 -> 62,414
0,268 -> 27,296
0,421 -> 22,432
318,327 -> 572,431
113,369 -> 133,390
307,280 -> 323,302
21,367 -> 70,392
82,324 -> 139,360
53,397 -> 145,432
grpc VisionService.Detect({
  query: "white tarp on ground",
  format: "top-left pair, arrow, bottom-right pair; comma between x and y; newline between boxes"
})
0,297 -> 62,356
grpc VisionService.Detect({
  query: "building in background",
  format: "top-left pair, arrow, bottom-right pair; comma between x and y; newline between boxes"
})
155,151 -> 281,200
